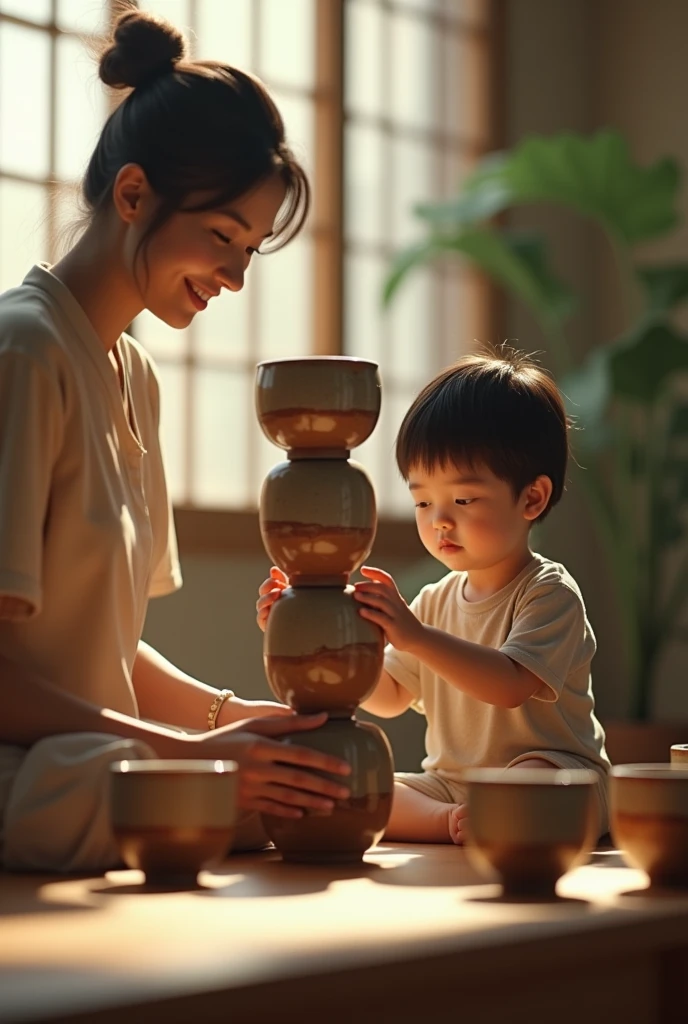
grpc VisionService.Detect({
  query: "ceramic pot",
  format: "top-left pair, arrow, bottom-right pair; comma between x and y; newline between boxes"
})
611,763 -> 688,888
260,458 -> 376,584
262,718 -> 394,863
670,745 -> 688,765
110,760 -> 238,883
462,768 -> 598,897
264,586 -> 384,716
256,356 -> 381,453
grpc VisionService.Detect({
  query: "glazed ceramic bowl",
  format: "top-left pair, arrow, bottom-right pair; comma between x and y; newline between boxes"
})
670,745 -> 688,765
259,458 -> 376,585
611,763 -> 688,888
110,760 -> 238,883
262,719 -> 394,863
463,768 -> 598,897
255,357 -> 381,453
264,585 -> 384,716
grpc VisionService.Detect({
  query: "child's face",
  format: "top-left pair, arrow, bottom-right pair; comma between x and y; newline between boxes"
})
125,171 -> 287,328
408,461 -> 545,573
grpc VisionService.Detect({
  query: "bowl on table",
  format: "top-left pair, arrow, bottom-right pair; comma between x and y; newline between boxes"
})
611,763 -> 688,888
109,759 -> 238,884
670,745 -> 688,765
462,767 -> 598,898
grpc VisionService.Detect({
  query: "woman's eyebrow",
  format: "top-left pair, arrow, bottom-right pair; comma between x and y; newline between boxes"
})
216,207 -> 274,239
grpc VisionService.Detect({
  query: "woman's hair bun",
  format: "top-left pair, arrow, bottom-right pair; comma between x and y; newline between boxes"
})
99,10 -> 188,90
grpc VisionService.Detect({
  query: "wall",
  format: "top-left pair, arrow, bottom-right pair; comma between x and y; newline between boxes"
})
502,0 -> 688,721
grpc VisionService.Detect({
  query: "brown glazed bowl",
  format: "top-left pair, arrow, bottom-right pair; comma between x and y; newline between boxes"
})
611,763 -> 688,888
262,718 -> 394,863
259,458 -> 376,585
110,760 -> 238,883
264,586 -> 384,716
670,745 -> 688,765
255,357 -> 381,453
462,768 -> 598,897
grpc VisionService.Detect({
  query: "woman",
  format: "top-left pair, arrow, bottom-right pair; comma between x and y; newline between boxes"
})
0,7 -> 349,872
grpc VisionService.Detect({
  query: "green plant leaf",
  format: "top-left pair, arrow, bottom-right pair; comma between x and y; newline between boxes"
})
609,321 -> 688,403
415,131 -> 680,245
383,228 -> 575,331
561,351 -> 612,452
638,264 -> 688,314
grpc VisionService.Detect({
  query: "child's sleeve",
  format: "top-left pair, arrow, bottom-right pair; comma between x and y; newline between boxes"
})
499,582 -> 595,702
0,349 -> 65,616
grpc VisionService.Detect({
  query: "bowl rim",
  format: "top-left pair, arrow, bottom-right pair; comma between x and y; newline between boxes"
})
611,762 -> 688,779
256,356 -> 379,370
110,760 -> 238,774
461,767 -> 598,786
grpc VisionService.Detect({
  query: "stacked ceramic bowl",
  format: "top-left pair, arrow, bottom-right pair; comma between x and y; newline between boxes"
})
255,357 -> 394,864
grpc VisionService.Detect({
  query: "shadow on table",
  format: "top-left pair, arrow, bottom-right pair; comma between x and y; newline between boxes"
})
465,892 -> 590,908
0,872 -> 100,918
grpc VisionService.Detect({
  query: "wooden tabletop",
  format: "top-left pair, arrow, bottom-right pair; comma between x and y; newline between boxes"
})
1,843 -> 687,1024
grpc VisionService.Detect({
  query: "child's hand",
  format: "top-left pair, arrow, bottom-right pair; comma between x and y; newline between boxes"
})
256,566 -> 289,631
353,566 -> 424,652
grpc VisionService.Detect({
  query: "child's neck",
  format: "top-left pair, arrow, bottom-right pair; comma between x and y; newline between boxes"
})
462,547 -> 535,603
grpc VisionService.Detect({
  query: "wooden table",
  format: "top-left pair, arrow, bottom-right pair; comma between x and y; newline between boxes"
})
1,843 -> 687,1024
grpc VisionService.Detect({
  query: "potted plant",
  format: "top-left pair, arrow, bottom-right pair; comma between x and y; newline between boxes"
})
384,130 -> 688,761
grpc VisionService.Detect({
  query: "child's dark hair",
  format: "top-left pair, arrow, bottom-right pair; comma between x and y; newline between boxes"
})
82,7 -> 309,264
396,348 -> 570,521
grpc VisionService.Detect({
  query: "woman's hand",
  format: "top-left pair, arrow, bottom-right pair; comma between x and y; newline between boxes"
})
353,566 -> 425,652
186,712 -> 351,818
256,566 -> 289,631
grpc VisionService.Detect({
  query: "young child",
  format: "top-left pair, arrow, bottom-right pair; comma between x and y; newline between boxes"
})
0,8 -> 351,873
257,349 -> 610,844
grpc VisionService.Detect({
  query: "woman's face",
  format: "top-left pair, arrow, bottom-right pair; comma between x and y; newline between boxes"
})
123,171 -> 287,328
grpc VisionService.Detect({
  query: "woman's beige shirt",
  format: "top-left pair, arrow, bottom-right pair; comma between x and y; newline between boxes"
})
0,264 -> 182,717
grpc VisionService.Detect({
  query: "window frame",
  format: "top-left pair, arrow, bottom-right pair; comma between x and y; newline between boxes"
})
177,0 -> 506,558
0,0 -> 506,559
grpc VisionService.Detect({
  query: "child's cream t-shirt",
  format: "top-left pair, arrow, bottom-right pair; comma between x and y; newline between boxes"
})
0,264 -> 182,718
384,554 -> 609,782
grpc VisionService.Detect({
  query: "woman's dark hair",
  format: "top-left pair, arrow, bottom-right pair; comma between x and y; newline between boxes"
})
396,348 -> 570,521
82,6 -> 309,263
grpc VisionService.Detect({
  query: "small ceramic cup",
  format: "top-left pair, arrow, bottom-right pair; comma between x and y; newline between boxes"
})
611,763 -> 688,888
110,759 -> 238,883
462,767 -> 598,897
670,744 -> 688,765
255,356 -> 381,453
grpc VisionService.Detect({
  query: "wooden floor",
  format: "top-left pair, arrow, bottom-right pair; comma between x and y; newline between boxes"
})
1,843 -> 687,1024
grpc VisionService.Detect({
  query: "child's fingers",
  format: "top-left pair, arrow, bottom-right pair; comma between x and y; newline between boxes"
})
270,566 -> 289,584
359,565 -> 394,585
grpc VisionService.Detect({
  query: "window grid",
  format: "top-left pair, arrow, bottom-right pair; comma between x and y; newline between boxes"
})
0,0 -> 501,534
343,0 -> 495,513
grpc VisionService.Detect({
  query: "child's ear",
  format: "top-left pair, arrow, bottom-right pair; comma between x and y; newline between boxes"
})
522,475 -> 553,521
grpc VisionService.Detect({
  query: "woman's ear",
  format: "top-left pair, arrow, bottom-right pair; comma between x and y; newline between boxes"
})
522,475 -> 553,522
112,163 -> 153,224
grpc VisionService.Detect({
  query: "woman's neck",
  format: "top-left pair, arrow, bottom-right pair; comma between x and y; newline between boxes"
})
50,224 -> 143,352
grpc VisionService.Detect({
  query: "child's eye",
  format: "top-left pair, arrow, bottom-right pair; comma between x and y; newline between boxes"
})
455,498 -> 475,506
212,229 -> 231,244
415,501 -> 431,509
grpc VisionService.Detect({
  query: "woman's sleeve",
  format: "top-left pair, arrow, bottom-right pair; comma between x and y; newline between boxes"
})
0,350 -> 64,616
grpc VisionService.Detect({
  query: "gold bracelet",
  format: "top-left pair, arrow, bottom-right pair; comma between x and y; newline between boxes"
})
207,688 -> 234,730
